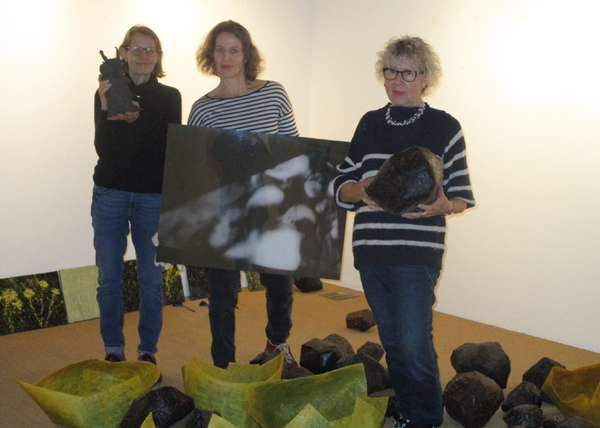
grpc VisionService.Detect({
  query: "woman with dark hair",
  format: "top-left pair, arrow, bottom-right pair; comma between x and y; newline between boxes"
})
334,36 -> 476,428
92,25 -> 182,370
188,20 -> 298,369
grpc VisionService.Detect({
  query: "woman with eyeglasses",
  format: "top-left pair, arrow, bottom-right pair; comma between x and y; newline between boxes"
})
92,25 -> 181,371
187,20 -> 299,370
334,36 -> 476,428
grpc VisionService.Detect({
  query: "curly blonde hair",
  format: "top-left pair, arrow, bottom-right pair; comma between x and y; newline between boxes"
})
196,20 -> 264,81
375,36 -> 442,97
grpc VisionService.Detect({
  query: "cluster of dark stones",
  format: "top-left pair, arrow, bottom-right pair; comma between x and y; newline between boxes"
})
251,333 -> 389,395
443,344 -> 592,428
119,386 -> 220,428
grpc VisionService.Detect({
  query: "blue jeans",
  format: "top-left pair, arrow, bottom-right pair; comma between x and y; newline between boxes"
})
206,268 -> 293,368
359,264 -> 443,426
91,185 -> 164,355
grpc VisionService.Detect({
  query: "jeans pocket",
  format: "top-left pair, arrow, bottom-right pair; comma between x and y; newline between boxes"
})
93,184 -> 113,195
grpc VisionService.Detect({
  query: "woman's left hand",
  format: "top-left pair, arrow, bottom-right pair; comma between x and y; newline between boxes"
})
402,187 -> 453,219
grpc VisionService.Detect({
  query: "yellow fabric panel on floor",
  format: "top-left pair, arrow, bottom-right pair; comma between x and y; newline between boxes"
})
18,359 -> 160,428
182,353 -> 284,428
542,363 -> 600,428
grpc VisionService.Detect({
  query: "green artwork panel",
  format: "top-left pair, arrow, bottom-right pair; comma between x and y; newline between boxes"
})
59,266 -> 100,323
0,272 -> 68,336
246,272 -> 266,292
186,266 -> 209,300
122,261 -> 184,312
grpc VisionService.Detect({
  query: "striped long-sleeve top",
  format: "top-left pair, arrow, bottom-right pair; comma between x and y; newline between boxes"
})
333,103 -> 475,269
187,80 -> 298,136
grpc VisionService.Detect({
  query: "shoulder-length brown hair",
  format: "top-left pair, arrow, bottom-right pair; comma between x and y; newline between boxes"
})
196,20 -> 264,81
119,24 -> 166,78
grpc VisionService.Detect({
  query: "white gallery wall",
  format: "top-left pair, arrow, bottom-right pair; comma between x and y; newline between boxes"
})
1,0 -> 599,353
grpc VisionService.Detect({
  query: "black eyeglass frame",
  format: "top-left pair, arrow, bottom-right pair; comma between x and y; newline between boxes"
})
125,46 -> 160,57
383,68 -> 424,82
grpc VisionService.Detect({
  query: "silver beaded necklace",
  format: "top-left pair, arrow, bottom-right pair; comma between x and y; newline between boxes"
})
385,102 -> 427,126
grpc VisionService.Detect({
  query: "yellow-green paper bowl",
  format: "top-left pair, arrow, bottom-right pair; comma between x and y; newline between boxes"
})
18,358 -> 161,428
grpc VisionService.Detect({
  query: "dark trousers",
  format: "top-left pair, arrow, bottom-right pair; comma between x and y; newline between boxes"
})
359,263 -> 443,426
206,268 -> 293,368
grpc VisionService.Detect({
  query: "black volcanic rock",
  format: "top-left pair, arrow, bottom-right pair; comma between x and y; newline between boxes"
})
523,357 -> 566,402
337,352 -> 387,394
451,342 -> 511,389
502,381 -> 542,411
357,341 -> 385,362
299,338 -> 343,374
322,333 -> 355,358
503,404 -> 543,428
120,386 -> 195,428
366,146 -> 443,215
293,277 -> 323,293
444,371 -> 504,428
346,309 -> 376,332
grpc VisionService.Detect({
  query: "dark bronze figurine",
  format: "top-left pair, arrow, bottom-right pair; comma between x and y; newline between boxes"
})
99,48 -> 141,117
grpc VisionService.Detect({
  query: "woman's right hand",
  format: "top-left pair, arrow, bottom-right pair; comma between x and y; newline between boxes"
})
340,177 -> 384,211
98,75 -> 111,111
98,74 -> 140,122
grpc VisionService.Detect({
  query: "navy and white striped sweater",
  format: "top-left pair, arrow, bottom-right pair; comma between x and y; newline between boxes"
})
334,103 -> 475,269
187,81 -> 298,136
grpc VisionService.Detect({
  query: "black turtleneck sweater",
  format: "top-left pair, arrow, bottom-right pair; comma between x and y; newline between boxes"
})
93,74 -> 182,194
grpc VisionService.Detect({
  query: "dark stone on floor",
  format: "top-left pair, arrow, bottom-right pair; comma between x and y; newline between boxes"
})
543,412 -> 566,428
357,341 -> 385,362
249,351 -> 274,365
337,352 -> 387,394
168,409 -> 221,428
346,309 -> 376,332
323,333 -> 354,357
443,371 -> 504,428
299,338 -> 343,374
366,146 -> 444,215
502,381 -> 542,411
451,342 -> 511,389
557,415 -> 595,428
281,365 -> 314,379
293,277 -> 323,292
503,404 -> 543,428
522,357 -> 566,403
120,386 -> 195,428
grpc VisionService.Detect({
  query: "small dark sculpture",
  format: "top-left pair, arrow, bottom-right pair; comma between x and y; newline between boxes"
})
366,146 -> 443,214
99,48 -> 141,117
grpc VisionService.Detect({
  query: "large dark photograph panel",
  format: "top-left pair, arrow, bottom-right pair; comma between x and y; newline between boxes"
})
157,125 -> 348,279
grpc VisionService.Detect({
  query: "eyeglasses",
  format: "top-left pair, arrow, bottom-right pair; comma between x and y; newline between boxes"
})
383,68 -> 423,82
126,46 -> 159,57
